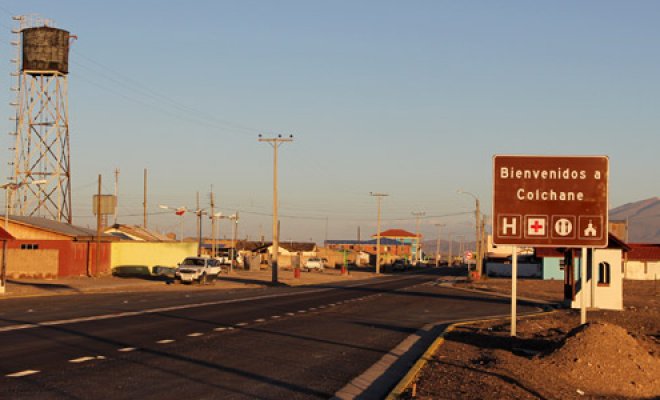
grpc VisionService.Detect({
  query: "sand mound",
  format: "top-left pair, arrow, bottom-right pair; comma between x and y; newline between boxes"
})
539,322 -> 660,398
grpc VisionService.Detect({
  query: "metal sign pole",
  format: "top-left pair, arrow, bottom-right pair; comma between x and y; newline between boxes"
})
511,245 -> 517,336
581,247 -> 587,324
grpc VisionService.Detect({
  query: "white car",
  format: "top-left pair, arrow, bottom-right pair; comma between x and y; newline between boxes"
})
175,257 -> 222,284
304,257 -> 325,272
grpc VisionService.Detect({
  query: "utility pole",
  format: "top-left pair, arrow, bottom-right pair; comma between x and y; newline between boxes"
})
412,211 -> 425,264
448,233 -> 453,266
258,134 -> 294,284
95,174 -> 102,277
210,187 -> 216,258
370,192 -> 388,274
114,168 -> 119,225
458,190 -> 482,278
434,223 -> 445,267
143,169 -> 148,229
196,191 -> 200,245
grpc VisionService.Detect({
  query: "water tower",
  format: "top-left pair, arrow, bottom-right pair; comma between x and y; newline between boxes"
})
9,15 -> 74,223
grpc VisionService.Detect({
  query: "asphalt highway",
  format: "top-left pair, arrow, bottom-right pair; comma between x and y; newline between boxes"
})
0,270 -> 540,399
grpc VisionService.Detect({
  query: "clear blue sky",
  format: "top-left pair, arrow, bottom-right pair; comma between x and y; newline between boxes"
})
1,1 -> 659,243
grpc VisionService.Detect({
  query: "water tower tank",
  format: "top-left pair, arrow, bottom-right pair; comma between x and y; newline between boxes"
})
21,26 -> 70,75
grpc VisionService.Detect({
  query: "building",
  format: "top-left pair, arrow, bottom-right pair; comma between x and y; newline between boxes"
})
105,224 -> 174,242
624,243 -> 660,280
375,229 -> 422,262
2,216 -> 114,278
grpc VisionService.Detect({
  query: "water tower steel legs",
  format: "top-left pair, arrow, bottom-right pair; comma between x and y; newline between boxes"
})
13,72 -> 72,223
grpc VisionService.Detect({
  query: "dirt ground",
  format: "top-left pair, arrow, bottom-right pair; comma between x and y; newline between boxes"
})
402,279 -> 660,400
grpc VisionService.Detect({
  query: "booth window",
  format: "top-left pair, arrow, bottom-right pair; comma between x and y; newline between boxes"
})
598,262 -> 611,286
20,243 -> 39,250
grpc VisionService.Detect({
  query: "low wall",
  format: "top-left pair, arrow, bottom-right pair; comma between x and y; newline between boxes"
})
6,249 -> 59,278
111,242 -> 198,274
624,260 -> 660,280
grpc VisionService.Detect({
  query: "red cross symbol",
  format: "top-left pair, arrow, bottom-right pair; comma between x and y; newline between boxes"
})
526,217 -> 547,236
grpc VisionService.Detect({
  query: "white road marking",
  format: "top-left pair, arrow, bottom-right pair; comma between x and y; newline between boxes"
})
297,310 -> 306,313
214,327 -> 227,332
271,315 -> 281,319
235,322 -> 248,327
187,332 -> 204,337
118,347 -> 137,352
69,356 -> 105,363
6,370 -> 40,378
254,319 -> 266,323
286,312 -> 295,316
0,276 -> 419,333
318,305 -> 327,309
309,308 -> 317,311
157,339 -> 175,344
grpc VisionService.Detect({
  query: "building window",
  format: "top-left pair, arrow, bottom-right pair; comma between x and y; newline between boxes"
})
598,262 -> 611,286
20,243 -> 39,250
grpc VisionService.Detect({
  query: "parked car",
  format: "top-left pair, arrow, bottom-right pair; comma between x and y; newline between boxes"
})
304,257 -> 325,272
390,259 -> 409,272
175,257 -> 222,284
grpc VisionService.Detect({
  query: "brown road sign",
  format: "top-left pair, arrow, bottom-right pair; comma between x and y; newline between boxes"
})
492,155 -> 609,248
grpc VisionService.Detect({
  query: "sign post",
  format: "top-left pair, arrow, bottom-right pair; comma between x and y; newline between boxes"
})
493,155 -> 609,336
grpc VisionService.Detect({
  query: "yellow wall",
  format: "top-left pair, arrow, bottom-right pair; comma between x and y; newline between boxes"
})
111,242 -> 198,273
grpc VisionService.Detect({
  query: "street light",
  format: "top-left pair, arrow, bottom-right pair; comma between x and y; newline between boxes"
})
159,204 -> 187,242
3,179 -> 48,231
457,189 -> 482,279
216,212 -> 239,272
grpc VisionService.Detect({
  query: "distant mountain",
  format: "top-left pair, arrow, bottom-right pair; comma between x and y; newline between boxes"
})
610,197 -> 660,243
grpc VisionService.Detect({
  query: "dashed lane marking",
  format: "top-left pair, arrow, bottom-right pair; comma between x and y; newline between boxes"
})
187,332 -> 204,337
286,313 -> 295,316
156,339 -> 175,344
235,322 -> 248,327
69,356 -> 105,363
118,347 -> 137,352
297,310 -> 306,313
6,370 -> 40,378
271,315 -> 281,319
0,276 -> 420,333
254,319 -> 266,323
214,327 -> 227,332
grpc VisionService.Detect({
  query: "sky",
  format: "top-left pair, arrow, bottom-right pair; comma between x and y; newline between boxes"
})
1,1 -> 659,244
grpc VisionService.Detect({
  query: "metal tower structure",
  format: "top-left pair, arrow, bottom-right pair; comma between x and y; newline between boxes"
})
9,15 -> 74,223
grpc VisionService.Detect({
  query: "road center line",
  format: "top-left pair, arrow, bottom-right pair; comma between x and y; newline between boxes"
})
6,370 -> 40,378
156,339 -> 174,344
0,276 -> 421,334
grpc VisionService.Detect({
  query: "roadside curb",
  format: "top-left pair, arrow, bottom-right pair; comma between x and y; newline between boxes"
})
385,309 -> 558,399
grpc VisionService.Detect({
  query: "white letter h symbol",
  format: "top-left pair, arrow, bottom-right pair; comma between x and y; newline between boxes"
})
502,217 -> 517,236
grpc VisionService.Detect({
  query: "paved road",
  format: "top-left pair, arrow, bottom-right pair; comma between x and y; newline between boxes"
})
0,271 -> 540,399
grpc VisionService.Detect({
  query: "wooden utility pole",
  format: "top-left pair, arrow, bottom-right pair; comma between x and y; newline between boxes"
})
114,168 -> 119,225
210,188 -> 216,258
95,174 -> 102,277
435,223 -> 445,267
370,192 -> 388,274
258,134 -> 294,284
143,168 -> 148,228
